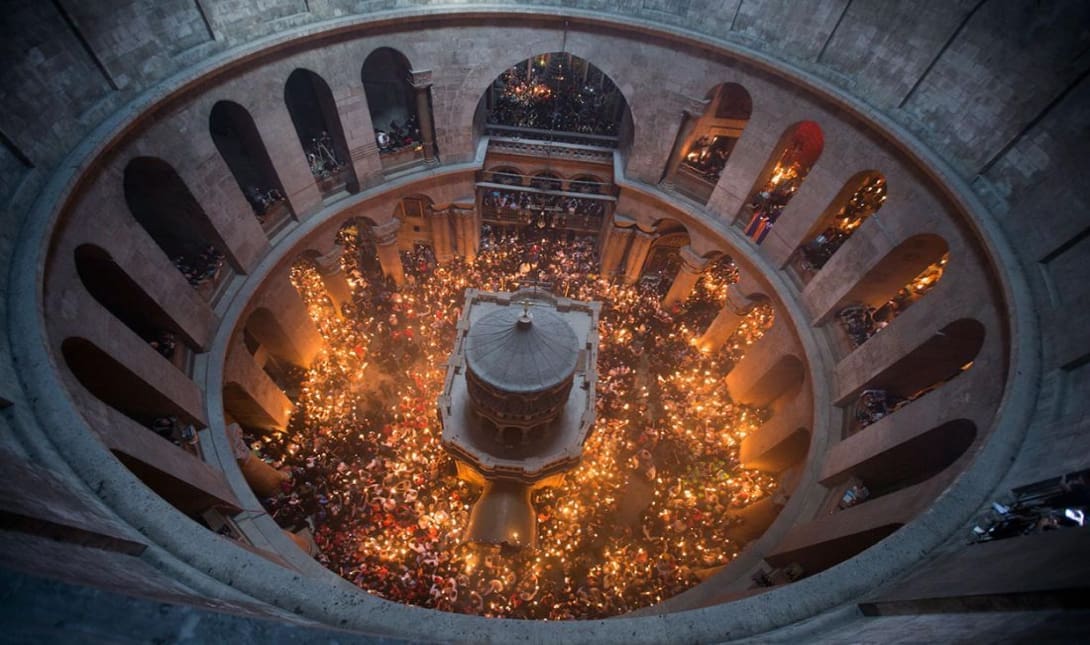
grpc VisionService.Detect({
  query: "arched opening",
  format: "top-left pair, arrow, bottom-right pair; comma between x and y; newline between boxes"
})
530,171 -> 562,192
74,244 -> 194,373
834,234 -> 949,349
284,68 -> 357,196
742,427 -> 811,473
485,166 -> 525,186
791,171 -> 887,282
245,307 -> 308,369
767,523 -> 903,577
122,157 -> 233,300
728,352 -> 805,408
209,100 -> 291,233
570,174 -> 606,194
61,337 -> 201,441
834,420 -> 977,507
477,52 -> 633,150
742,121 -> 825,243
666,82 -> 753,204
501,426 -> 522,446
640,225 -> 690,294
848,319 -> 985,434
363,47 -> 431,170
223,382 -> 285,435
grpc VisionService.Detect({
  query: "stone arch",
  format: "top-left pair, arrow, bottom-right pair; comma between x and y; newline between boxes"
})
742,120 -> 825,243
485,166 -> 526,186
835,419 -> 977,503
244,306 -> 308,368
665,82 -> 753,203
850,319 -> 985,406
833,233 -> 949,318
122,156 -> 235,292
570,174 -> 607,194
639,220 -> 691,288
222,381 -> 286,433
363,46 -> 435,167
728,352 -> 806,408
530,171 -> 562,191
284,68 -> 358,195
73,244 -> 196,366
362,47 -> 417,136
474,52 -> 634,152
209,100 -> 291,232
792,170 -> 888,280
61,337 -> 201,428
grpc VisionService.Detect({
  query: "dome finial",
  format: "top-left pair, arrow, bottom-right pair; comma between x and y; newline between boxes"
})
517,299 -> 533,328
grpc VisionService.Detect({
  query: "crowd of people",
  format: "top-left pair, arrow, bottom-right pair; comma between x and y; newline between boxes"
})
243,185 -> 286,223
249,230 -> 776,619
172,244 -> 224,287
150,415 -> 197,452
797,174 -> 887,272
481,188 -> 608,232
681,135 -> 737,183
375,115 -> 422,154
851,388 -> 908,432
743,163 -> 805,244
973,473 -> 1088,543
487,59 -> 622,137
305,131 -> 346,180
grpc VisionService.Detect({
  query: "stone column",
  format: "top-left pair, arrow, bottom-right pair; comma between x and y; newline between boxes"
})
453,202 -> 478,263
698,288 -> 759,352
312,243 -> 352,314
372,217 -> 406,288
599,215 -> 636,276
431,206 -> 455,264
227,423 -> 289,498
661,102 -> 706,186
662,245 -> 709,308
410,69 -> 437,163
622,226 -> 656,285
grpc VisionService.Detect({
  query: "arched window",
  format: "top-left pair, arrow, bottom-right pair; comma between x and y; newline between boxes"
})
742,121 -> 825,244
209,100 -> 291,232
476,52 -> 632,149
74,244 -> 193,373
123,157 -> 233,300
666,82 -> 753,204
62,337 -> 201,434
486,166 -> 525,186
833,420 -> 976,507
363,47 -> 432,169
641,224 -> 690,294
848,319 -> 984,434
284,68 -> 357,196
570,174 -> 605,194
530,171 -> 562,191
792,171 -> 887,282
834,234 -> 949,349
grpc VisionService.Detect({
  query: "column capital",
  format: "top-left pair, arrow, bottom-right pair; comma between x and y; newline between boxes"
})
372,217 -> 402,246
678,245 -> 710,273
408,69 -> 433,89
678,94 -> 710,118
312,244 -> 345,274
612,213 -> 637,229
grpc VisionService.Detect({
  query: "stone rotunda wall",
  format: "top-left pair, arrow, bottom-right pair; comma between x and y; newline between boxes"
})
1,2 -> 1088,642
